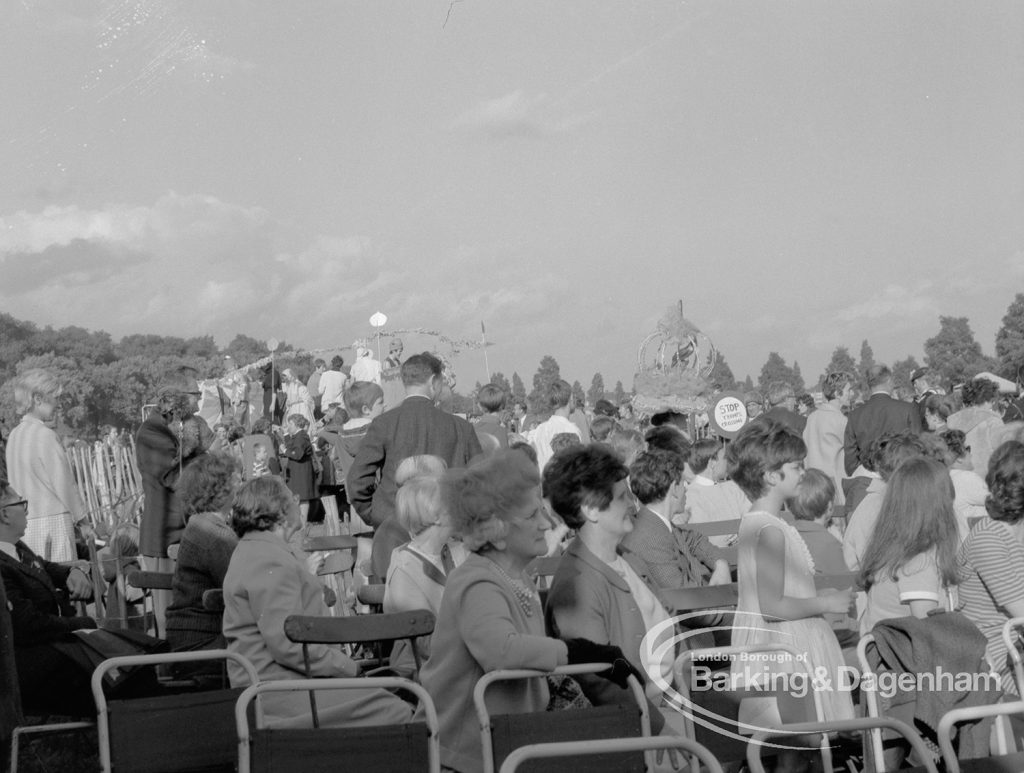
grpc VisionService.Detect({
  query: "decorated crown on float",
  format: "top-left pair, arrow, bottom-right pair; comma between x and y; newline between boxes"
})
632,301 -> 717,415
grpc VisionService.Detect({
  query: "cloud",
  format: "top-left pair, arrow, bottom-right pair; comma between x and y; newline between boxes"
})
450,90 -> 589,139
0,194 -> 564,355
835,283 -> 938,323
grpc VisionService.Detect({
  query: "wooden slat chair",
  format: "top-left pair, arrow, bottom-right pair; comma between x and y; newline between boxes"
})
499,735 -> 725,773
235,676 -> 440,773
283,610 -> 436,725
675,643 -> 830,773
91,649 -> 260,773
747,717 -> 939,773
475,663 -> 652,773
936,699 -> 1024,773
126,569 -> 174,638
527,554 -> 563,607
661,583 -> 738,614
303,535 -> 358,616
687,519 -> 742,540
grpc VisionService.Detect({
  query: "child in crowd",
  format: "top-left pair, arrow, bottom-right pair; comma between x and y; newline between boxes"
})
676,437 -> 750,544
251,441 -> 280,478
858,456 -> 959,636
788,468 -> 846,575
473,383 -> 509,451
280,413 -> 316,523
728,422 -> 853,769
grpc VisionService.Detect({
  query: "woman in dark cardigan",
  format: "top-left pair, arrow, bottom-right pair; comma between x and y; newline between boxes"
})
281,414 -> 316,523
165,452 -> 240,655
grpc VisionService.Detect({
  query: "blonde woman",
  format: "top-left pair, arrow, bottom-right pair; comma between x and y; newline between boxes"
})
5,369 -> 88,562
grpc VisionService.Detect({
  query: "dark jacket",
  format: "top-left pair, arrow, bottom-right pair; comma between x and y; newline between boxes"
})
843,392 -> 923,476
136,412 -> 184,557
545,538 -> 667,733
282,430 -> 316,500
346,396 -> 483,527
0,578 -> 22,744
867,611 -> 999,758
0,543 -> 96,646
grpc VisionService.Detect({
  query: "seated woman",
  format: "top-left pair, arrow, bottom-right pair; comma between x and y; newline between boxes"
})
382,471 -> 466,677
222,476 -> 412,728
165,452 -> 241,656
543,445 -> 671,734
418,450 -> 639,773
958,440 -> 1024,695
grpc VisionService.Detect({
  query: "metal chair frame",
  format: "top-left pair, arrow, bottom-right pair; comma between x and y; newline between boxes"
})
474,663 -> 651,773
936,699 -> 1024,773
91,649 -> 260,773
499,735 -> 724,773
234,676 -> 440,773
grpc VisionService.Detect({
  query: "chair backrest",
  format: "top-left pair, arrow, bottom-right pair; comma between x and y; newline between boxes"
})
1003,616 -> 1024,695
284,610 -> 436,647
475,664 -> 651,773
356,584 -> 386,612
688,519 -> 742,539
92,650 -> 259,773
660,583 -> 738,613
303,535 -> 358,553
936,699 -> 1024,772
499,736 -> 724,773
747,717 -> 938,773
235,677 -> 440,773
316,552 -> 355,576
125,570 -> 174,591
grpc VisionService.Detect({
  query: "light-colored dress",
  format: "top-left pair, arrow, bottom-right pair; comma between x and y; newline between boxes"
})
732,510 -> 854,729
5,414 -> 86,562
282,382 -> 316,433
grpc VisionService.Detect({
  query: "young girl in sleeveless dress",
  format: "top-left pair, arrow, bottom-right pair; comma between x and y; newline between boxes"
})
729,421 -> 854,772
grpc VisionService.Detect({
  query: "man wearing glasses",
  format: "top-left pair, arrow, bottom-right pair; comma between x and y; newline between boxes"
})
0,483 -> 96,717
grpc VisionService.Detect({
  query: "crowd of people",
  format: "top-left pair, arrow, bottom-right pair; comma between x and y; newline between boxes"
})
5,351 -> 1024,770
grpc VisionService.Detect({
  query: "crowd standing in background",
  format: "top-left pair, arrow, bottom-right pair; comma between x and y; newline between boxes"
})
8,347 -> 1024,770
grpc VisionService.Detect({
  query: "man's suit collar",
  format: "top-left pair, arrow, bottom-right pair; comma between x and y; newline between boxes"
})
637,505 -> 672,535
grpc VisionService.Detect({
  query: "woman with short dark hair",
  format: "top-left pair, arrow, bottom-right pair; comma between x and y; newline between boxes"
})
165,452 -> 241,654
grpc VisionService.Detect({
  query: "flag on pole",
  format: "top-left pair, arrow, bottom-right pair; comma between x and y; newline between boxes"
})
480,320 -> 486,335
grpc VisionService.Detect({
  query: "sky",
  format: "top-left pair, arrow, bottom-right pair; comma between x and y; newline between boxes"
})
2,1 -> 1023,391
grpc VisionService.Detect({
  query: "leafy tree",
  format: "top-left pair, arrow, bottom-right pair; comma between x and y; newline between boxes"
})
742,375 -> 754,392
0,354 -> 95,432
792,362 -> 805,393
858,340 -> 876,384
996,293 -> 1024,381
34,325 -> 115,366
892,355 -> 922,395
117,333 -> 191,359
511,372 -> 527,404
571,380 -> 586,408
529,355 -> 562,404
708,352 -> 738,391
224,334 -> 273,366
757,352 -> 801,394
587,373 -> 606,406
612,380 -> 628,404
820,346 -> 858,388
489,371 -> 512,398
924,316 -> 990,390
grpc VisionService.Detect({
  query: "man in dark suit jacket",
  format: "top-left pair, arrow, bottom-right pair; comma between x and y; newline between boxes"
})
0,484 -> 96,716
620,449 -> 731,590
347,352 -> 483,529
843,364 -> 923,476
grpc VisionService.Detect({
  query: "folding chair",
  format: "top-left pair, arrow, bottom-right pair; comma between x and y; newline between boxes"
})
92,649 -> 259,773
527,554 -> 562,607
303,535 -> 358,615
746,717 -> 939,773
859,629 -> 1011,772
937,699 -> 1024,773
500,735 -> 724,773
10,719 -> 95,773
235,677 -> 440,773
284,610 -> 436,724
475,663 -> 651,773
675,643 -> 829,773
126,569 -> 174,637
